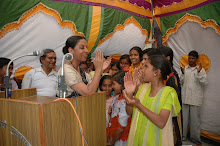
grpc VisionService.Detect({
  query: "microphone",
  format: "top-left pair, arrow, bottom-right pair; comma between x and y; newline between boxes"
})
31,50 -> 44,56
58,53 -> 73,98
6,50 -> 44,77
61,53 -> 73,76
4,50 -> 44,99
64,53 -> 73,61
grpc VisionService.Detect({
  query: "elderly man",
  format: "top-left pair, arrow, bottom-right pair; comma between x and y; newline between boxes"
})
22,49 -> 57,97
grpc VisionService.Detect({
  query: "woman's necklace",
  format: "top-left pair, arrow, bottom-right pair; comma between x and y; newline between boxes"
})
69,61 -> 81,74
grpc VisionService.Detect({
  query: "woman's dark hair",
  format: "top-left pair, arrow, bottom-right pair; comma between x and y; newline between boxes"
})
112,71 -> 126,91
142,48 -> 153,55
159,46 -> 174,67
99,75 -> 112,91
104,56 -> 109,59
149,55 -> 178,92
149,55 -> 171,80
166,75 -> 179,95
111,62 -> 121,70
146,48 -> 162,57
129,46 -> 143,61
188,50 -> 199,58
0,57 -> 13,69
119,54 -> 131,65
62,36 -> 86,54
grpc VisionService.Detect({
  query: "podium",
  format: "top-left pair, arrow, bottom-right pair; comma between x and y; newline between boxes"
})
0,89 -> 106,146
0,88 -> 37,99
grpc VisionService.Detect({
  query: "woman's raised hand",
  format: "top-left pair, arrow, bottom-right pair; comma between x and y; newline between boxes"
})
92,50 -> 104,72
124,72 -> 137,98
92,50 -> 111,72
103,57 -> 111,72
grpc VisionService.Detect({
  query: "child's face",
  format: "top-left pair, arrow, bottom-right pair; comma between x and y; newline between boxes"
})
101,79 -> 112,96
86,60 -> 91,67
80,64 -> 88,73
188,55 -> 197,67
141,54 -> 149,65
112,81 -> 121,95
90,63 -> 94,70
111,66 -> 119,75
130,50 -> 141,66
120,59 -> 130,70
0,64 -> 13,78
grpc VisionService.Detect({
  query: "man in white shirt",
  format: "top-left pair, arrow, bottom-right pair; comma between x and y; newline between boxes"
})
22,49 -> 57,97
0,57 -> 18,91
180,50 -> 208,145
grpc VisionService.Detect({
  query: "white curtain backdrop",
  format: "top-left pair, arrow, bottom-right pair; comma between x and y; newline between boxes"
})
93,23 -> 147,57
0,12 -> 74,72
167,21 -> 220,135
0,12 -> 148,72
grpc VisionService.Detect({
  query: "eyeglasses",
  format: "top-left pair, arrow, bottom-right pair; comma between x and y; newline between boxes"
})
47,57 -> 57,60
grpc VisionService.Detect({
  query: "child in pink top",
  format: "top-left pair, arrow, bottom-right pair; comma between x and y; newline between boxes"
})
99,75 -> 114,127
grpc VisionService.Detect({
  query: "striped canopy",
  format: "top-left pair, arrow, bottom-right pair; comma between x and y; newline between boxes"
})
0,0 -> 220,138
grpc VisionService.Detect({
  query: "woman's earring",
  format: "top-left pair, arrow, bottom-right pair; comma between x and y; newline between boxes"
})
154,73 -> 156,76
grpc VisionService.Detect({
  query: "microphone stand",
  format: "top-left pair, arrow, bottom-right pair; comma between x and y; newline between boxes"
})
58,56 -> 67,98
4,51 -> 43,99
3,76 -> 11,99
58,75 -> 66,98
58,53 -> 73,98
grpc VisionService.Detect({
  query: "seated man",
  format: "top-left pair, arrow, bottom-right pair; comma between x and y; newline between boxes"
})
22,49 -> 57,97
0,57 -> 18,91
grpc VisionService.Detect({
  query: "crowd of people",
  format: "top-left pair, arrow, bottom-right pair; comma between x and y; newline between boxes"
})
0,35 -> 208,146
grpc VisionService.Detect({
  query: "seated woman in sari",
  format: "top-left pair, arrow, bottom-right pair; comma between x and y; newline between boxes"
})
123,55 -> 181,146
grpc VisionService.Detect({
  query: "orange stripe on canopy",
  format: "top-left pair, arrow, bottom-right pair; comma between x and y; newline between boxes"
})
154,0 -> 207,16
87,6 -> 102,52
81,0 -> 152,17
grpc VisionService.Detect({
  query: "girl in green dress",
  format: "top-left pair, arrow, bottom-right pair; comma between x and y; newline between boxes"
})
123,55 -> 181,146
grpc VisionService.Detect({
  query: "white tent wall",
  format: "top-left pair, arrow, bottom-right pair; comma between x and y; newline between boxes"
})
167,21 -> 220,135
92,23 -> 147,57
0,12 -> 75,72
0,12 -> 148,72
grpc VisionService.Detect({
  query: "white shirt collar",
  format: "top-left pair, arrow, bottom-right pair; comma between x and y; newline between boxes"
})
186,65 -> 198,70
35,67 -> 57,76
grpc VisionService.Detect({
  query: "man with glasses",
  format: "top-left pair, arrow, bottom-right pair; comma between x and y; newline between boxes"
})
22,49 -> 57,97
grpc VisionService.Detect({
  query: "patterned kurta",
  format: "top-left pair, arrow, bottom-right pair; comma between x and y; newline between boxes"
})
107,95 -> 131,146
